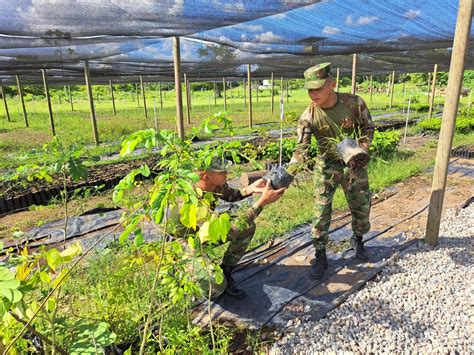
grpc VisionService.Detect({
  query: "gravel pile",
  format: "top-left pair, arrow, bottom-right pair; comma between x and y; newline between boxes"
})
272,205 -> 474,354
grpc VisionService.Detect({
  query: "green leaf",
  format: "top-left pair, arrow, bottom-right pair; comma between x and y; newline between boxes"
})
139,164 -> 150,177
188,237 -> 196,250
180,203 -> 197,229
0,266 -> 15,281
208,218 -> 220,244
46,249 -> 61,270
215,268 -> 224,285
187,172 -> 200,182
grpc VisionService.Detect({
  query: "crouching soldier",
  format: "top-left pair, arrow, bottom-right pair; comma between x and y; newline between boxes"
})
169,157 -> 286,299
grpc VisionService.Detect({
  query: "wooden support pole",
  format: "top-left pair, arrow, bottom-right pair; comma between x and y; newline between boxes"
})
159,82 -> 163,109
286,79 -> 289,103
184,74 -> 191,124
428,64 -> 438,119
351,53 -> 357,95
369,75 -> 373,104
83,61 -> 99,145
213,81 -> 217,106
187,78 -> 192,112
427,72 -> 432,103
389,70 -> 396,108
67,85 -> 74,111
140,75 -> 148,119
173,36 -> 185,139
256,80 -> 259,103
223,77 -> 227,111
425,0 -> 472,246
243,78 -> 246,107
0,83 -> 10,122
335,67 -> 340,92
271,72 -> 274,115
109,80 -> 116,115
41,69 -> 55,136
16,75 -> 28,127
136,83 -> 140,107
247,65 -> 252,128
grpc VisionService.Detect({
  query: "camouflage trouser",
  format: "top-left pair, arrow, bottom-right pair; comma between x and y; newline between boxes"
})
191,222 -> 256,299
312,159 -> 371,251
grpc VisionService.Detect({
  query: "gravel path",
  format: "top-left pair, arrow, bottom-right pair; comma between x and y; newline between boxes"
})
271,205 -> 474,354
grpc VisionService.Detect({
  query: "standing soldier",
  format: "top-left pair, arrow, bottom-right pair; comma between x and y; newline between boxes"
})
288,62 -> 375,279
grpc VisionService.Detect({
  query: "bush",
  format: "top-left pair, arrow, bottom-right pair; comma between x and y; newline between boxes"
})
370,130 -> 400,159
418,115 -> 474,134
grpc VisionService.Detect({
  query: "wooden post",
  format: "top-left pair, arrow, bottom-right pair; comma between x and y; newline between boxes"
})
159,82 -> 163,109
16,75 -> 28,127
286,79 -> 289,103
403,93 -> 412,143
369,75 -> 373,104
243,78 -> 246,107
213,81 -> 217,106
247,65 -> 252,128
0,83 -> 10,122
335,67 -> 340,92
271,72 -> 274,115
173,36 -> 185,139
136,83 -> 140,107
351,53 -> 357,95
184,74 -> 191,124
222,77 -> 227,111
83,61 -> 99,145
140,75 -> 148,119
428,64 -> 438,119
230,81 -> 233,109
41,69 -> 55,136
427,72 -> 432,103
389,70 -> 395,108
402,83 -> 406,113
425,0 -> 472,246
67,85 -> 74,111
187,78 -> 192,112
468,89 -> 472,113
109,80 -> 116,115
153,100 -> 158,133
256,80 -> 259,103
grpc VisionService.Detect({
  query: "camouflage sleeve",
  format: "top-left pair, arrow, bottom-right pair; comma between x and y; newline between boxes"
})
288,111 -> 312,174
213,183 -> 249,202
229,203 -> 263,234
355,96 -> 375,147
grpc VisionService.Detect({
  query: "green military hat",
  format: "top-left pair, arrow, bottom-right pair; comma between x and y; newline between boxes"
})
207,156 -> 233,172
304,62 -> 332,89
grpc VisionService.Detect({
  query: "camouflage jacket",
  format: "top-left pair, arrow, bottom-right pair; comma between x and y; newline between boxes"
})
289,93 -> 375,168
168,183 -> 262,240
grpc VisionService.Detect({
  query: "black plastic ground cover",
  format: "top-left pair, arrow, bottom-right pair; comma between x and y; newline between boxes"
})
192,202 -> 428,328
451,145 -> 474,159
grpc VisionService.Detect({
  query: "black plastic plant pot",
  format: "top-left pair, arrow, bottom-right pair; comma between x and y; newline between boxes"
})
336,137 -> 370,167
264,165 -> 294,189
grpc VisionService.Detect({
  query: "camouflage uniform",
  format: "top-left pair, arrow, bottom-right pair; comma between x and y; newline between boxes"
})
289,63 -> 375,251
170,183 -> 262,298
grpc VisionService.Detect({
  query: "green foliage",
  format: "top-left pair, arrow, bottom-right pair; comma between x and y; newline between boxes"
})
0,243 -> 117,353
418,115 -> 474,134
369,130 -> 401,159
2,137 -> 91,186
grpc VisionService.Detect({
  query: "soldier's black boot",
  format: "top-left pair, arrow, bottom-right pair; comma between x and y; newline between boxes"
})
310,249 -> 328,280
222,265 -> 246,299
350,234 -> 369,262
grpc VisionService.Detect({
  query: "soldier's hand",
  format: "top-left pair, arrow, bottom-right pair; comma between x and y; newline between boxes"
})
256,180 -> 286,207
248,178 -> 266,194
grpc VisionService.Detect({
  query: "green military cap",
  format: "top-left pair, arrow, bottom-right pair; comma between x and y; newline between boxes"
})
207,156 -> 233,172
304,62 -> 332,89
